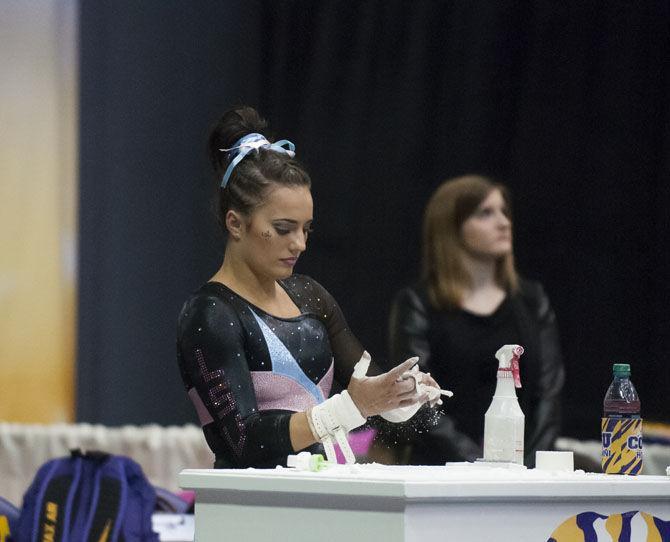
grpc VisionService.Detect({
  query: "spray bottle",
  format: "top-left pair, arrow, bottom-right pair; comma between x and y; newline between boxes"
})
483,344 -> 525,464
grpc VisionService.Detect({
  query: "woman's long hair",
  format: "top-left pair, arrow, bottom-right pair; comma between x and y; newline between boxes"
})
421,174 -> 518,310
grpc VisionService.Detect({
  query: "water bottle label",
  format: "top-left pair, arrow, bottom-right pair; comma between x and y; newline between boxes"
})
601,417 -> 643,475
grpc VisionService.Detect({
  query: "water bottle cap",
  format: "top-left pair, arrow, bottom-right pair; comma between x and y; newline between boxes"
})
613,363 -> 630,376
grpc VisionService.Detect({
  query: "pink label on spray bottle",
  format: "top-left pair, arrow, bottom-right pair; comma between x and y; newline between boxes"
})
511,346 -> 524,388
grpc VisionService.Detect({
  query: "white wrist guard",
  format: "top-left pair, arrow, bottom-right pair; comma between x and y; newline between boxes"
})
352,351 -> 372,378
380,402 -> 423,423
380,369 -> 444,423
309,390 -> 367,464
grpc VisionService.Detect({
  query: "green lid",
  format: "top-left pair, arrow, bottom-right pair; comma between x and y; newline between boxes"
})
613,363 -> 630,376
309,453 -> 332,472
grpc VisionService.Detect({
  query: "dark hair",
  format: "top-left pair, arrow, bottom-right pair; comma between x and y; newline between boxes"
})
208,106 -> 311,232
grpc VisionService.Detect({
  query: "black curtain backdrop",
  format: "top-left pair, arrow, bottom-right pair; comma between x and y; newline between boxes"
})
78,1 -> 670,440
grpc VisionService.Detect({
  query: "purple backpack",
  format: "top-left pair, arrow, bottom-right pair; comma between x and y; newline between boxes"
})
15,450 -> 158,542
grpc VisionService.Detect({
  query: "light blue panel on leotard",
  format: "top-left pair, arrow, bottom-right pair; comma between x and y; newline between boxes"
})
250,310 -> 325,404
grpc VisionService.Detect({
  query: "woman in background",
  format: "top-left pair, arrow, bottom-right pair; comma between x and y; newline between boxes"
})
388,174 -> 564,466
177,106 -> 437,469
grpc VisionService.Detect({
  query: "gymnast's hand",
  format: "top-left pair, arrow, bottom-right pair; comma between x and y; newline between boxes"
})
347,352 -> 423,418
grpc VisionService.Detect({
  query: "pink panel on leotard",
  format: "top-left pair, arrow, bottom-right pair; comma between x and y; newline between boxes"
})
316,361 -> 334,399
251,361 -> 334,412
188,387 -> 214,426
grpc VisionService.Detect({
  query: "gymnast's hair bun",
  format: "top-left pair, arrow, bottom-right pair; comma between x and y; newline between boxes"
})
208,106 -> 269,175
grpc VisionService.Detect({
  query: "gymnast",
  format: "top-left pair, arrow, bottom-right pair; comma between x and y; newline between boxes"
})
177,106 -> 440,468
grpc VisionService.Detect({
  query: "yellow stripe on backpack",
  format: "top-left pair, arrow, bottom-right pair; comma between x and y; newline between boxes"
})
0,516 -> 10,542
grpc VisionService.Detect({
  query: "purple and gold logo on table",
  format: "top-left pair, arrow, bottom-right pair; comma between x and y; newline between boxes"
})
548,510 -> 670,541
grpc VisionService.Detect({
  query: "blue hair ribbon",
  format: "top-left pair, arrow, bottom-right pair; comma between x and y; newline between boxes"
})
219,133 -> 296,188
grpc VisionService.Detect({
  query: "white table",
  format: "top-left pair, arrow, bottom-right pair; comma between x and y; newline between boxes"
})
179,464 -> 670,541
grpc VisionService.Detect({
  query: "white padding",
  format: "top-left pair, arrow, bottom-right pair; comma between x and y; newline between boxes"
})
309,391 -> 366,464
311,391 -> 366,435
380,403 -> 423,423
352,351 -> 372,379
380,372 -> 444,423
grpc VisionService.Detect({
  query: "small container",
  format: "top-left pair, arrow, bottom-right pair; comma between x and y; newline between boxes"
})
286,452 -> 331,472
535,451 -> 574,472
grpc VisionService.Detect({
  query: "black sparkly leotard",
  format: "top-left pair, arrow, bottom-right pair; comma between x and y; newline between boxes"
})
177,274 -> 372,468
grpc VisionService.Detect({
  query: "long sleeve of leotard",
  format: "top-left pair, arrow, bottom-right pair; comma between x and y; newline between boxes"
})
293,276 -> 383,382
177,291 -> 294,468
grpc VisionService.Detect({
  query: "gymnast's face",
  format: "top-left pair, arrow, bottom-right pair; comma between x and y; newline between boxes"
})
460,188 -> 512,259
236,185 -> 313,280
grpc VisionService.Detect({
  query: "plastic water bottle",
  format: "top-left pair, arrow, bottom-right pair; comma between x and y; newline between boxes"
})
483,345 -> 525,464
601,363 -> 642,475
